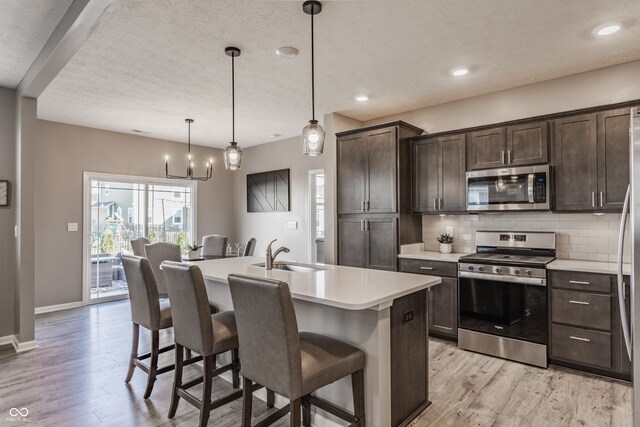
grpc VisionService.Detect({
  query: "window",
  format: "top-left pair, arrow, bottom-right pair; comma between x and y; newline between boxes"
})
173,209 -> 183,225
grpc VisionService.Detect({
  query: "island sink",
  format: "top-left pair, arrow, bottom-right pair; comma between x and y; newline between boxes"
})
251,261 -> 326,273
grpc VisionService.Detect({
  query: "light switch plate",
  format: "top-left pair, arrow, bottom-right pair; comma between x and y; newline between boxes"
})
67,222 -> 78,232
14,225 -> 18,238
287,220 -> 298,230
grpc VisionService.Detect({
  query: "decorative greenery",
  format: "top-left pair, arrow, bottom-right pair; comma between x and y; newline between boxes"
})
176,229 -> 187,252
436,233 -> 454,244
187,241 -> 203,252
99,229 -> 115,255
148,228 -> 159,243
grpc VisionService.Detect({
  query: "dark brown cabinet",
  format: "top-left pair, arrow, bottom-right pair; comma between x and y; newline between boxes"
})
399,258 -> 458,340
549,270 -> 630,380
413,133 -> 466,214
337,122 -> 423,271
554,109 -> 630,212
338,217 -> 397,271
466,121 -> 548,170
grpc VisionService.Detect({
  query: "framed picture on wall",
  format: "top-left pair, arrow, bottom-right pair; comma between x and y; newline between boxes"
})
0,180 -> 8,207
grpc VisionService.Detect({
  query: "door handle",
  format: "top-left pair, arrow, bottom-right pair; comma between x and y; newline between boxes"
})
569,335 -> 590,343
569,280 -> 590,285
438,198 -> 442,210
501,150 -> 505,165
434,197 -> 438,211
569,300 -> 590,305
361,201 -> 365,212
507,150 -> 511,164
591,192 -> 595,208
420,266 -> 434,270
365,219 -> 369,231
365,200 -> 369,211
360,220 -> 364,231
599,191 -> 604,208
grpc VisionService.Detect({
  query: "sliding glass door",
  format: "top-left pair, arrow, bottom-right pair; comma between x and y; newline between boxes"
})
85,174 -> 195,302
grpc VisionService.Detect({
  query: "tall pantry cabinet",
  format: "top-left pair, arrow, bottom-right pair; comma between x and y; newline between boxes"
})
336,121 -> 424,271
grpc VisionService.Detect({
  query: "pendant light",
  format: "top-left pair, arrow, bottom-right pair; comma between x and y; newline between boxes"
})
302,0 -> 325,156
165,119 -> 213,181
224,47 -> 243,170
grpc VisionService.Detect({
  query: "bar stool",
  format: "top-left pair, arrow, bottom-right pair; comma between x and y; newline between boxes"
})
162,262 -> 247,426
228,274 -> 366,427
130,237 -> 150,257
121,255 -> 177,399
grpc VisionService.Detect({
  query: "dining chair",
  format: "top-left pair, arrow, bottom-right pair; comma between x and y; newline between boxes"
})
130,237 -> 151,257
144,242 -> 181,298
228,274 -> 366,427
121,255 -> 175,399
242,237 -> 257,256
201,234 -> 228,257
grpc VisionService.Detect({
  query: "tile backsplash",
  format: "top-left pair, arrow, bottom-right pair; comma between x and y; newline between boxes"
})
422,212 -> 630,263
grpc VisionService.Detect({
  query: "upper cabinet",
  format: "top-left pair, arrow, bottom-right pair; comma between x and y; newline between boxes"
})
413,133 -> 466,214
554,109 -> 630,212
467,121 -> 549,170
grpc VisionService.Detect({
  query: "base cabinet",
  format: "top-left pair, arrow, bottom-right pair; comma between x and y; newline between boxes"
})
548,270 -> 630,380
399,258 -> 458,340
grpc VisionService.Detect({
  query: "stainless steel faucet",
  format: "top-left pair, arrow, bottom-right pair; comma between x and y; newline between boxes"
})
265,239 -> 290,270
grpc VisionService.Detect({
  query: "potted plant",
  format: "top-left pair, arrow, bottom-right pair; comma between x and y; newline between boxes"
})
187,242 -> 202,260
436,233 -> 454,254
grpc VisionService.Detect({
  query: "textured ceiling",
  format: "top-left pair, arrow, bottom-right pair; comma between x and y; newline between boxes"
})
38,0 -> 640,148
0,0 -> 73,88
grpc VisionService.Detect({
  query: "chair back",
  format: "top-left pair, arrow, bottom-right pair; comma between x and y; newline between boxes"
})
144,242 -> 181,296
201,234 -> 228,257
121,255 -> 162,330
227,274 -> 302,398
162,262 -> 214,355
242,238 -> 257,256
130,237 -> 151,256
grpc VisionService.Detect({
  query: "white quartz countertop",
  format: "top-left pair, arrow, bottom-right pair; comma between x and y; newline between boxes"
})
548,259 -> 631,275
187,256 -> 441,311
398,251 -> 469,262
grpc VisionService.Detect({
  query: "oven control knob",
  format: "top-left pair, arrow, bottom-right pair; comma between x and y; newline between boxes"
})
477,266 -> 485,272
513,269 -> 521,275
495,268 -> 502,274
524,270 -> 532,276
468,265 -> 474,271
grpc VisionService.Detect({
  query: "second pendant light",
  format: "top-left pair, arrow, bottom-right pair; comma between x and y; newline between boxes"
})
224,47 -> 243,170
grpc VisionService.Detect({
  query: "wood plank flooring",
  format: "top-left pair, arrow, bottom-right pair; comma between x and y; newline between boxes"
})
0,300 -> 632,426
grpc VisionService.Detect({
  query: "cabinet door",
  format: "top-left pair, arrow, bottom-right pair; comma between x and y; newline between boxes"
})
366,217 -> 397,271
598,108 -> 630,211
466,127 -> 506,170
337,134 -> 367,214
506,121 -> 549,166
412,138 -> 440,213
428,277 -> 458,338
338,218 -> 366,268
366,128 -> 398,213
439,133 -> 467,212
553,114 -> 598,211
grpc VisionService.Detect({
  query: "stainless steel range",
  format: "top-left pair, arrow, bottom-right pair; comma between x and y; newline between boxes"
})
457,231 -> 556,368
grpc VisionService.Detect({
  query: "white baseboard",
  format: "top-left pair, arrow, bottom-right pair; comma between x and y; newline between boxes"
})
12,336 -> 38,353
35,301 -> 83,315
0,335 -> 13,347
218,371 -> 341,427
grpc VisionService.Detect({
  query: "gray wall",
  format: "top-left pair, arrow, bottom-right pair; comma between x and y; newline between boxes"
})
364,60 -> 640,133
35,120 -> 235,308
0,87 -> 16,338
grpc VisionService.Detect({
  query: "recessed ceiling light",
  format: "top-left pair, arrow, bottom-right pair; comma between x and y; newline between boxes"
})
355,95 -> 369,102
270,133 -> 282,138
275,46 -> 299,58
450,67 -> 469,77
594,23 -> 621,36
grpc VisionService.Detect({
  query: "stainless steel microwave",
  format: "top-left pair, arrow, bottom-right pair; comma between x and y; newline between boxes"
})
466,165 -> 551,211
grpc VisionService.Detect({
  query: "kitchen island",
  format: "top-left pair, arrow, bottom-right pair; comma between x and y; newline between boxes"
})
189,256 -> 441,427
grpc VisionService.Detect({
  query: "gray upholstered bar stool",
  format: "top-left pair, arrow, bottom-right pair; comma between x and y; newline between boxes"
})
242,237 -> 257,256
144,242 -> 181,298
201,234 -> 228,257
162,261 -> 243,427
130,237 -> 150,256
228,274 -> 366,427
121,255 -> 176,399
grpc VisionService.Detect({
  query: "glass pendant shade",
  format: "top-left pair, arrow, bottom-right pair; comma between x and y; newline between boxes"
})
224,142 -> 242,170
302,120 -> 325,156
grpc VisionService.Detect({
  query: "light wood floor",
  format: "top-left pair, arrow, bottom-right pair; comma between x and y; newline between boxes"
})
0,300 -> 632,427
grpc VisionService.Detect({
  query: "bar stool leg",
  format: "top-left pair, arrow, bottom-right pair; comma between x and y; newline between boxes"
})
290,398 -> 301,427
199,355 -> 214,427
242,376 -> 253,427
302,395 -> 311,426
352,369 -> 365,427
232,348 -> 240,388
267,389 -> 275,408
125,323 -> 139,383
168,344 -> 184,418
143,330 -> 160,399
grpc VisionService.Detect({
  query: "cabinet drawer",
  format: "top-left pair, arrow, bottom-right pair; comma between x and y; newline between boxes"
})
550,270 -> 611,293
551,324 -> 612,369
551,289 -> 611,331
399,259 -> 457,278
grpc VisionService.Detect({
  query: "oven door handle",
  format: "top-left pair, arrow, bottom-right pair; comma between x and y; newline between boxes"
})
528,174 -> 534,203
459,271 -> 546,286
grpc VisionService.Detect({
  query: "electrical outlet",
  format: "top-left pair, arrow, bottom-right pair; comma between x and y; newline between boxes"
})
67,222 -> 78,232
403,310 -> 414,325
446,226 -> 453,235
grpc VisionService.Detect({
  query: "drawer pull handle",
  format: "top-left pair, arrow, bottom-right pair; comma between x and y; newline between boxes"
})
569,335 -> 590,342
569,300 -> 590,305
569,280 -> 590,285
420,267 -> 434,270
